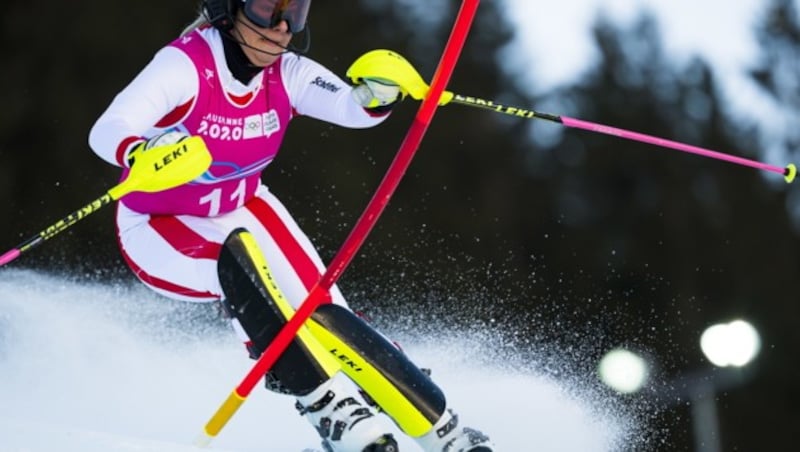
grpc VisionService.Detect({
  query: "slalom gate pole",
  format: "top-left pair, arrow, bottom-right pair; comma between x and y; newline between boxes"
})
0,137 -> 212,267
195,0 -> 481,445
443,93 -> 797,183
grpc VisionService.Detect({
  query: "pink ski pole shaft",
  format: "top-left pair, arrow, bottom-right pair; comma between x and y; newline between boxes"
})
446,93 -> 797,183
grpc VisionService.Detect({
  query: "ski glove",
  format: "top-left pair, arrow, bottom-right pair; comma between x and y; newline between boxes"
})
351,77 -> 402,111
347,49 -> 422,114
126,131 -> 190,167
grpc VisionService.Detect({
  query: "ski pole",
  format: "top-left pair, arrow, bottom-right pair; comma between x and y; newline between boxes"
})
195,0 -> 481,446
372,58 -> 797,183
441,93 -> 797,183
0,136 -> 212,267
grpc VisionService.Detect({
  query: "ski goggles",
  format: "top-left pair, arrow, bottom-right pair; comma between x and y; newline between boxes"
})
243,0 -> 311,33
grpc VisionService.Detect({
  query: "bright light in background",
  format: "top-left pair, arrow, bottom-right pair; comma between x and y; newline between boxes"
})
598,348 -> 649,394
700,320 -> 761,367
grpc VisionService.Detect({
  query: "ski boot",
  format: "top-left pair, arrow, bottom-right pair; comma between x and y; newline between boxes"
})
297,371 -> 399,452
415,408 -> 495,452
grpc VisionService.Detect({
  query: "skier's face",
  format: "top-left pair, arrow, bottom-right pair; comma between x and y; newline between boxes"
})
233,11 -> 293,67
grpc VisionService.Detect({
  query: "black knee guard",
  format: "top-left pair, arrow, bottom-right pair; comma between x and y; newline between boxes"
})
218,228 -> 339,396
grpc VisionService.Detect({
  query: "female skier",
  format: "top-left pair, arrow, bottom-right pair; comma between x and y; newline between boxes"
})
89,1 -> 494,451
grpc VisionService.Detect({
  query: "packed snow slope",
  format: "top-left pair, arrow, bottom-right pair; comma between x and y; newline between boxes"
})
0,269 -> 644,451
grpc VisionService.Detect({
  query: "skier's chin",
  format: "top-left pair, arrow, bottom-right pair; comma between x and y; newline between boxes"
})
250,46 -> 283,67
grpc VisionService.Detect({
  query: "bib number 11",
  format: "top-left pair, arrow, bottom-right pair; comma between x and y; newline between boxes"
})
198,179 -> 247,216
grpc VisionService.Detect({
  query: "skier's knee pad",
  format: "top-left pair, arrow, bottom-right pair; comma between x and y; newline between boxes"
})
218,228 -> 339,396
309,304 -> 447,437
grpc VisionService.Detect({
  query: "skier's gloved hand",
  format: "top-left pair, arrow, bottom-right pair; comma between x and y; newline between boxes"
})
126,131 -> 190,168
347,49 -> 433,104
351,77 -> 402,111
347,49 -> 429,114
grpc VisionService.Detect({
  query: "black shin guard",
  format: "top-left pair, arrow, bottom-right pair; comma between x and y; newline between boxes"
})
308,304 -> 447,437
219,228 -> 446,437
218,228 -> 338,396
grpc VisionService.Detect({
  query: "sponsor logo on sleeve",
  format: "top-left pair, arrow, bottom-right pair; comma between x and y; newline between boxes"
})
310,76 -> 341,93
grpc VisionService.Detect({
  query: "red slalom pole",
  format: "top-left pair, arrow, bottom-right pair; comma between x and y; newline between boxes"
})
197,0 -> 481,444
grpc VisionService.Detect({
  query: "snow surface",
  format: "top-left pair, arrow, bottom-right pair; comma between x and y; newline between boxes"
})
0,269 -> 640,451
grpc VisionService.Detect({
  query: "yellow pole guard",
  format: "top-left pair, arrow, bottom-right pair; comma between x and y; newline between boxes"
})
346,50 -> 428,101
108,136 -> 212,200
346,50 -> 460,108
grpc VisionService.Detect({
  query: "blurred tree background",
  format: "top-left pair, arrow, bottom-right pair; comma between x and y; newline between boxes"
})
1,0 -> 798,450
